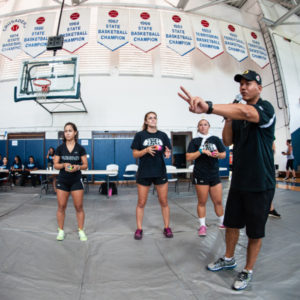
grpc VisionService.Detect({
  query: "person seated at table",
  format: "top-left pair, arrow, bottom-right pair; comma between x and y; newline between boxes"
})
20,156 -> 39,187
47,147 -> 55,168
10,155 -> 23,186
0,156 -> 9,180
186,119 -> 226,237
47,147 -> 57,192
0,153 -> 2,164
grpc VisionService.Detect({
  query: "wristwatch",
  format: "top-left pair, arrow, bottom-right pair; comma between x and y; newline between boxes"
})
205,101 -> 214,114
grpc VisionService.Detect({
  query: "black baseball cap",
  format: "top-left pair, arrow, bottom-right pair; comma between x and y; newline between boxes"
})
234,70 -> 262,85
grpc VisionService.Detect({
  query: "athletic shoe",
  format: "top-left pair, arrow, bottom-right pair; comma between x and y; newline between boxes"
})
198,225 -> 207,236
134,229 -> 143,240
219,224 -> 226,229
283,177 -> 289,181
78,229 -> 87,241
232,270 -> 253,290
292,177 -> 296,181
56,228 -> 65,241
207,257 -> 237,271
163,227 -> 173,238
268,209 -> 281,218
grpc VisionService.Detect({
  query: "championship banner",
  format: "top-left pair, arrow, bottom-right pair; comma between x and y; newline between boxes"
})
130,9 -> 160,52
97,8 -> 128,51
243,28 -> 269,68
60,8 -> 90,53
0,17 -> 26,60
22,13 -> 56,58
192,16 -> 223,59
219,21 -> 247,62
162,12 -> 194,56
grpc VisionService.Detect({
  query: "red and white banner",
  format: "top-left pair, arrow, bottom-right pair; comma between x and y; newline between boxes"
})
97,8 -> 129,51
162,12 -> 194,56
219,21 -> 247,62
60,8 -> 90,53
130,9 -> 160,52
244,28 -> 269,68
22,13 -> 56,58
192,17 -> 223,59
0,17 -> 26,60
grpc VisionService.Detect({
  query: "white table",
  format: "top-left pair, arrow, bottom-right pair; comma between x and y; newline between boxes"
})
166,167 -> 227,174
167,168 -> 193,174
31,169 -> 118,197
166,167 -> 228,193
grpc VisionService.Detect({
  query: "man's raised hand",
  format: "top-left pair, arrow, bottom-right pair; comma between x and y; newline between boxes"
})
178,86 -> 209,114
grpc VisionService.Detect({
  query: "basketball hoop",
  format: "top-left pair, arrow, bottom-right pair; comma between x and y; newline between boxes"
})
33,78 -> 51,101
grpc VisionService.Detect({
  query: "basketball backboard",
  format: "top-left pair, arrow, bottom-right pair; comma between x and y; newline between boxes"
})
14,55 -> 87,113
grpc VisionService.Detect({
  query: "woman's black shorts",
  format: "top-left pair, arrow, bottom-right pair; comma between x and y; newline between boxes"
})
224,188 -> 274,239
286,159 -> 295,171
136,176 -> 168,186
56,177 -> 84,192
192,175 -> 220,187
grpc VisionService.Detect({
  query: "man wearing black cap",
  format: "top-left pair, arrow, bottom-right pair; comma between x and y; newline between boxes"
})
178,70 -> 276,291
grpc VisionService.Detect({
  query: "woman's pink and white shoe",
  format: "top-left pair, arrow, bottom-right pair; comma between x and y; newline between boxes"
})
198,225 -> 207,236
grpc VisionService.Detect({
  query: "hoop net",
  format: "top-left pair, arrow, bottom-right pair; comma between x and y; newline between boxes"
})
33,78 -> 51,101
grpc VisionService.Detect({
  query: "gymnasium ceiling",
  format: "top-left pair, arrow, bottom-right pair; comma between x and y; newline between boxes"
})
0,0 -> 299,28
53,0 -> 300,20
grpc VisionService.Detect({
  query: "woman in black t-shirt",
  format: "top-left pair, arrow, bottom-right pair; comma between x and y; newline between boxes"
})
131,112 -> 172,240
20,156 -> 38,186
0,156 -> 9,180
10,155 -> 23,185
186,119 -> 226,237
47,147 -> 55,168
53,122 -> 88,242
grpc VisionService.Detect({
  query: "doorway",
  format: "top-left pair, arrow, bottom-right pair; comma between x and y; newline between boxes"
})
171,131 -> 193,178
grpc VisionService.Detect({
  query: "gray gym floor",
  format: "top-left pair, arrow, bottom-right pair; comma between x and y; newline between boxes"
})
0,180 -> 299,300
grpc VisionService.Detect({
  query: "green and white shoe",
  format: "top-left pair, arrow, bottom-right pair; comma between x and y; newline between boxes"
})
232,269 -> 253,290
78,229 -> 87,241
56,228 -> 65,241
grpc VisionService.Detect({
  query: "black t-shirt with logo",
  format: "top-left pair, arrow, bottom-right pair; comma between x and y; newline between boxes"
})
131,130 -> 172,178
55,142 -> 86,180
12,161 -> 22,169
0,164 -> 9,170
47,153 -> 54,166
187,136 -> 226,179
231,98 -> 276,192
26,162 -> 37,170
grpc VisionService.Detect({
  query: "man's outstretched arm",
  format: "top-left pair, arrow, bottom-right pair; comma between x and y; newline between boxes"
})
178,86 -> 259,123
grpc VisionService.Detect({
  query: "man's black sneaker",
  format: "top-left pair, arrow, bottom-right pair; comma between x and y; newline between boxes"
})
269,209 -> 281,218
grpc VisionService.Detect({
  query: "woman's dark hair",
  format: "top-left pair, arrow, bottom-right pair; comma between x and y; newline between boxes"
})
142,111 -> 157,131
29,156 -> 35,162
49,147 -> 55,154
14,155 -> 22,164
287,139 -> 291,144
63,122 -> 78,142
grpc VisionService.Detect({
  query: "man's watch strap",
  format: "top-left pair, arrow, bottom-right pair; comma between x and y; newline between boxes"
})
205,101 -> 214,114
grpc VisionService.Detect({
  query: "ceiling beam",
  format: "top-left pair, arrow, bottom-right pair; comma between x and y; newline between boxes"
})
177,0 -> 190,9
271,3 -> 300,27
185,0 -> 239,12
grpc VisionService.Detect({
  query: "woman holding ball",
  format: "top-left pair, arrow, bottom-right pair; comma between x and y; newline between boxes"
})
53,122 -> 88,241
186,119 -> 226,237
131,112 -> 173,240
